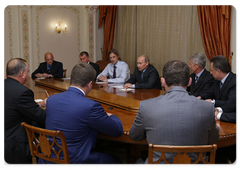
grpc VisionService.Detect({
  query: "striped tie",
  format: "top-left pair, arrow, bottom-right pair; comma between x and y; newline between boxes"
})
195,76 -> 198,84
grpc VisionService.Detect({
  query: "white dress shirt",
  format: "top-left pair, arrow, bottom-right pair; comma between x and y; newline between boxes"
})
97,61 -> 130,83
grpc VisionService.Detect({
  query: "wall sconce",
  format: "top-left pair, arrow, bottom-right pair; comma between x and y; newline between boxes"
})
55,21 -> 67,33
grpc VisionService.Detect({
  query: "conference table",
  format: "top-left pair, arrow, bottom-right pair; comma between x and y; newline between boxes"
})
26,77 -> 236,148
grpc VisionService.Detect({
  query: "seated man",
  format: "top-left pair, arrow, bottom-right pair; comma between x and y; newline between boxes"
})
124,55 -> 161,89
97,49 -> 130,83
129,60 -> 219,164
31,52 -> 63,78
199,55 -> 236,114
38,63 -> 123,164
187,53 -> 214,97
209,56 -> 237,164
79,51 -> 100,76
5,58 -> 46,163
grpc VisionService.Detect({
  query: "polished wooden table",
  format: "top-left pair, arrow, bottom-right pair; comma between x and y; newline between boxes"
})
28,78 -> 236,148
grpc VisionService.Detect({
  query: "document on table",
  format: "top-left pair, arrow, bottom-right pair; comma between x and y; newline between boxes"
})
62,77 -> 71,80
112,85 -> 135,91
35,99 -> 43,103
95,81 -> 108,84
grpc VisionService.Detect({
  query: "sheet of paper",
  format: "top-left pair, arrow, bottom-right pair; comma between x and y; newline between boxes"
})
112,85 -> 135,91
62,77 -> 71,80
35,99 -> 43,103
118,88 -> 135,91
95,81 -> 108,84
111,85 -> 124,89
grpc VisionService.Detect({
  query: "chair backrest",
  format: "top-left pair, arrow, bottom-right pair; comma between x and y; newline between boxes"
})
63,69 -> 67,78
148,143 -> 217,164
21,122 -> 70,164
96,60 -> 110,72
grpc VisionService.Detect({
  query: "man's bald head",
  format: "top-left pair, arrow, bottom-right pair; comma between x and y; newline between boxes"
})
6,58 -> 28,76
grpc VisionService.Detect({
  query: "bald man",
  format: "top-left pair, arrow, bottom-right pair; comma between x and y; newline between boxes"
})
5,58 -> 46,163
31,52 -> 63,78
124,55 -> 162,89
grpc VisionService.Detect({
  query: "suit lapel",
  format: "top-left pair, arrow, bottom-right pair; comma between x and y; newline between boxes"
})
141,65 -> 151,82
50,61 -> 55,70
192,70 -> 206,92
191,74 -> 197,92
219,72 -> 232,97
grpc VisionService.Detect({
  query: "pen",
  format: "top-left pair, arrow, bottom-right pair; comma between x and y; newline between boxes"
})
45,90 -> 49,97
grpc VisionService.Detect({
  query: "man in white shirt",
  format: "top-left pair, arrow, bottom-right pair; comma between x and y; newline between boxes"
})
97,49 -> 130,83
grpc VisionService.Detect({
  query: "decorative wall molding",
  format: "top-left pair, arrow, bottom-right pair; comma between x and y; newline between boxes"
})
21,9 -> 30,62
6,6 -> 13,59
17,3 -> 33,8
36,6 -> 80,64
85,6 -> 98,12
86,6 -> 98,62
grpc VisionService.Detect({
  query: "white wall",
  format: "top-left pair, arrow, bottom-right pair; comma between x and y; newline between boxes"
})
33,6 -> 89,77
4,5 -> 236,75
231,6 -> 236,73
4,5 -> 103,77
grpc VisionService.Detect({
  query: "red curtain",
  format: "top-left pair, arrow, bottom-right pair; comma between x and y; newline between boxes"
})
197,6 -> 232,63
99,6 -> 117,61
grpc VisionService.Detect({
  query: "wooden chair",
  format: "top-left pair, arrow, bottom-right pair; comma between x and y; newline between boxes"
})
148,143 -> 217,164
21,122 -> 69,164
96,60 -> 110,72
63,69 -> 67,78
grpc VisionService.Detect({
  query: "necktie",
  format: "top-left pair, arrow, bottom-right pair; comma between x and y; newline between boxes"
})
195,76 -> 198,84
141,71 -> 144,82
220,82 -> 223,89
113,65 -> 116,78
47,65 -> 51,73
48,65 -> 51,70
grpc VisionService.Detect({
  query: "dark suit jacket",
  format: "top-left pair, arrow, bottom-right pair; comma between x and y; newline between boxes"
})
201,72 -> 236,112
125,64 -> 162,89
38,87 -> 123,163
31,60 -> 63,78
187,69 -> 214,97
220,112 -> 236,123
89,61 -> 100,77
4,78 -> 46,163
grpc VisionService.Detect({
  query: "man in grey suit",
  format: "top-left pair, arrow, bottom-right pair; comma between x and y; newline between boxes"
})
129,60 -> 219,164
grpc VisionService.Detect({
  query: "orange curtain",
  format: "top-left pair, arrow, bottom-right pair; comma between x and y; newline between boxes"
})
197,5 -> 232,63
99,6 -> 117,61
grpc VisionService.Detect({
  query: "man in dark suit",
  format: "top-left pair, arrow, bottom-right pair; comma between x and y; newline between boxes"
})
199,55 -> 236,164
31,52 -> 63,78
187,53 -> 214,97
80,51 -> 100,77
38,63 -> 123,164
124,55 -> 162,89
200,55 -> 236,115
5,58 -> 46,163
129,60 -> 219,163
215,108 -> 236,123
